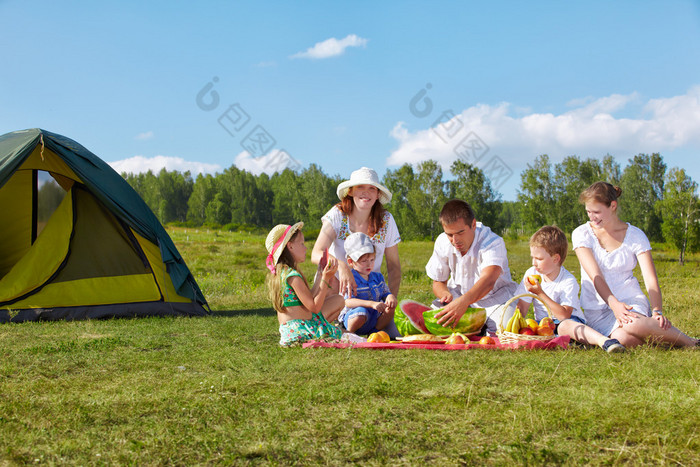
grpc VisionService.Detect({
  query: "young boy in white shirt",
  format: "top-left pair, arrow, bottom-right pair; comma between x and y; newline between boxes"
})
515,225 -> 625,353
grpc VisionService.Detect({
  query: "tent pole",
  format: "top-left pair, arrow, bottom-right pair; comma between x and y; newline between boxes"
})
31,169 -> 38,244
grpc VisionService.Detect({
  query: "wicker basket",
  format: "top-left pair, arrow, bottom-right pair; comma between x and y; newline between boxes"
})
496,293 -> 556,344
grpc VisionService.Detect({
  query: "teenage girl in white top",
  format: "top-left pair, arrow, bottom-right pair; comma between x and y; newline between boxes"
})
573,182 -> 698,348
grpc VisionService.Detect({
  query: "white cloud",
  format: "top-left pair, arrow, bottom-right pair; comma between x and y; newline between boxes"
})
234,149 -> 302,175
135,131 -> 154,140
290,34 -> 368,59
388,86 -> 700,173
109,155 -> 222,175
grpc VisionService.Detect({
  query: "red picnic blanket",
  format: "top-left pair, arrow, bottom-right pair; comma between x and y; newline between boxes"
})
302,334 -> 569,350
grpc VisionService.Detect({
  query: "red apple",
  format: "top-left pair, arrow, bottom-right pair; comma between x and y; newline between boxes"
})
539,317 -> 555,333
445,333 -> 466,345
527,274 -> 542,285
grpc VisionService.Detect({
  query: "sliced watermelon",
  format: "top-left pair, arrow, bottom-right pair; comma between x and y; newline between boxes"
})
395,299 -> 431,335
423,308 -> 486,336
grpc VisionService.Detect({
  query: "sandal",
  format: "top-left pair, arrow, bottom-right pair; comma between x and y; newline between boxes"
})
602,338 -> 626,353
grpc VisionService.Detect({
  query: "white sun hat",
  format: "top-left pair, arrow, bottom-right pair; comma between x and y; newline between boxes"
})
344,232 -> 376,261
265,222 -> 304,273
336,167 -> 392,205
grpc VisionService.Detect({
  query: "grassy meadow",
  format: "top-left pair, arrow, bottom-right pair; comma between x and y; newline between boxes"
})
1,227 -> 699,465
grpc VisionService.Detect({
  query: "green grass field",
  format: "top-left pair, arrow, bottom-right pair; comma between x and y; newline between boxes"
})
1,227 -> 698,465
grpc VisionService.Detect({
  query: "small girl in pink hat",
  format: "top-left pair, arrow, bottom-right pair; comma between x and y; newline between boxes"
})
265,222 -> 344,346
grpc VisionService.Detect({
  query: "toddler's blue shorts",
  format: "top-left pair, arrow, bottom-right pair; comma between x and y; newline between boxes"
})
342,306 -> 380,335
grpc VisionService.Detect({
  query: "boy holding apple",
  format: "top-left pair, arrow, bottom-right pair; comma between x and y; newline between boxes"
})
426,199 -> 518,333
515,226 -> 625,353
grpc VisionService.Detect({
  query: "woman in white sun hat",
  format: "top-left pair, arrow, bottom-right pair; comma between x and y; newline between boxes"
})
311,167 -> 402,335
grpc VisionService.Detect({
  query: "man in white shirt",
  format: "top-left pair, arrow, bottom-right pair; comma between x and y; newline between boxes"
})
426,199 -> 518,333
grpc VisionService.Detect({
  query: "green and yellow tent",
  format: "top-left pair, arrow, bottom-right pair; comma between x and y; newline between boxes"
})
0,128 -> 208,322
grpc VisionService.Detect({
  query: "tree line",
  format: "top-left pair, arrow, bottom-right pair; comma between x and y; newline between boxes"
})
121,153 -> 700,264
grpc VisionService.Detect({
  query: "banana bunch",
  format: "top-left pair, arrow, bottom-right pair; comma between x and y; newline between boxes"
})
504,310 -> 528,333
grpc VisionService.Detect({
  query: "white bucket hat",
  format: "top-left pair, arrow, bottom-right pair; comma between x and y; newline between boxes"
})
344,232 -> 375,261
336,167 -> 392,205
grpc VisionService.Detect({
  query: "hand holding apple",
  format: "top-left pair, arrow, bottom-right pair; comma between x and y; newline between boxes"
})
527,274 -> 542,285
525,274 -> 543,294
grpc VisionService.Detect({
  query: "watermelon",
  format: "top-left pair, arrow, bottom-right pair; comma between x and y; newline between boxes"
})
395,300 -> 431,335
423,307 -> 487,336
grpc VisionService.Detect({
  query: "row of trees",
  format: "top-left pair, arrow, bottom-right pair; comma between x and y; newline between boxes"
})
122,153 -> 700,263
124,164 -> 343,230
517,153 -> 699,263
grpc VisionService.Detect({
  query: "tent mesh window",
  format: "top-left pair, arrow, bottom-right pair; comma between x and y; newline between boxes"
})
37,171 -> 68,238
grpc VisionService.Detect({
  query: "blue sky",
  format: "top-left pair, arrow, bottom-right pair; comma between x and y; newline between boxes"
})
2,0 -> 700,201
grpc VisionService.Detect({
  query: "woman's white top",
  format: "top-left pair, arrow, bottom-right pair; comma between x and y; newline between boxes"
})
321,206 -> 401,273
572,222 -> 651,319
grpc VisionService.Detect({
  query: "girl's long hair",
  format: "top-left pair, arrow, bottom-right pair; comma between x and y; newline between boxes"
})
338,193 -> 386,237
266,230 -> 308,313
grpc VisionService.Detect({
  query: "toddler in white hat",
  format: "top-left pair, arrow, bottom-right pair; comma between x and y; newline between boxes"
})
339,232 -> 397,335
